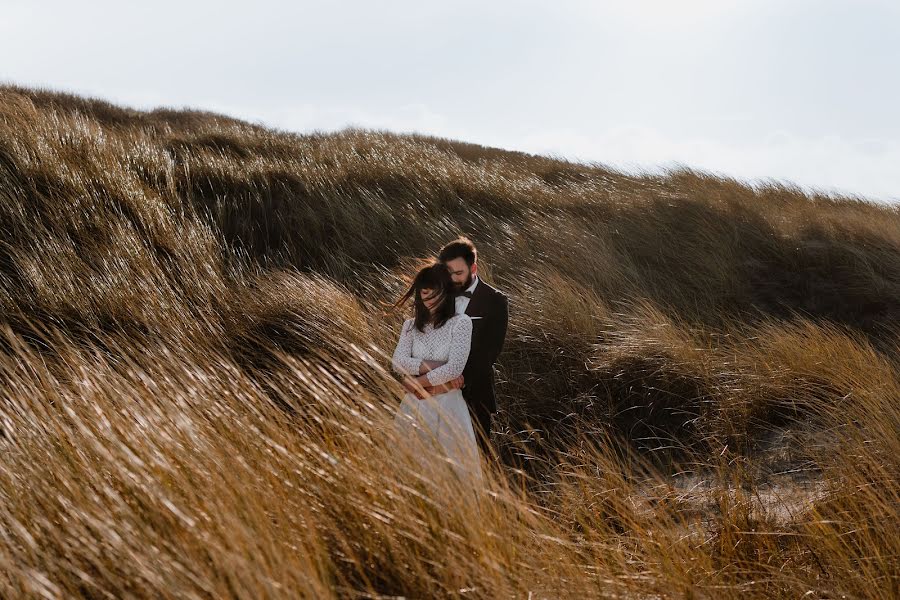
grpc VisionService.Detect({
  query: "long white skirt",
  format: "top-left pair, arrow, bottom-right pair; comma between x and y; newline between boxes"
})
393,388 -> 484,487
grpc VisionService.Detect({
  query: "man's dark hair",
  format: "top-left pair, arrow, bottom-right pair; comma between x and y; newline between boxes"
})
438,236 -> 477,266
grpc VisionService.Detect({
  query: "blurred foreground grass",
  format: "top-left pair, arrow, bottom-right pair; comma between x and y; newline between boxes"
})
0,86 -> 898,598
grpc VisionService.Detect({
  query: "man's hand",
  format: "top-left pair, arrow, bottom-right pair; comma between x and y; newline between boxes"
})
421,375 -> 465,396
446,374 -> 465,390
403,374 -> 465,400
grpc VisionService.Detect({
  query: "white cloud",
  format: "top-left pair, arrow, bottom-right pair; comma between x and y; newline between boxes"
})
194,102 -> 452,138
513,126 -> 900,203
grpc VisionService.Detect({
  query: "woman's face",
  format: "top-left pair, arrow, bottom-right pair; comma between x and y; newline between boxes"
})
419,287 -> 443,313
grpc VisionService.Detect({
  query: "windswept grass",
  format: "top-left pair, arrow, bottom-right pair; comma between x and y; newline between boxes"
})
0,85 -> 898,598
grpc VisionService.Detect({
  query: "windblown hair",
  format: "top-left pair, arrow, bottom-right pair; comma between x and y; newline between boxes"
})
396,262 -> 456,332
438,236 -> 477,266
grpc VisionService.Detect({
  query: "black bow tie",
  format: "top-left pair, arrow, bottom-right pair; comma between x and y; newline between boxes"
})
458,291 -> 473,299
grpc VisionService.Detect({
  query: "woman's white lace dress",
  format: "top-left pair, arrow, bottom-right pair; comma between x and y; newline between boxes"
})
391,314 -> 483,486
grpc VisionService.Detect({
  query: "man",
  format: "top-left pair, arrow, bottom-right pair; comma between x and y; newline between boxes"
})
415,237 -> 509,459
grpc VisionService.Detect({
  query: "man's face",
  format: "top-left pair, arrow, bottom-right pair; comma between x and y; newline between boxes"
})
444,257 -> 476,292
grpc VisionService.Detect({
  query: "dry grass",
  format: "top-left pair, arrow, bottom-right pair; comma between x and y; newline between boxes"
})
0,85 -> 898,598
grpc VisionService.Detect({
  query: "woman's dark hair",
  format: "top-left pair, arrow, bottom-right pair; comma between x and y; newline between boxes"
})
396,262 -> 456,332
438,236 -> 477,267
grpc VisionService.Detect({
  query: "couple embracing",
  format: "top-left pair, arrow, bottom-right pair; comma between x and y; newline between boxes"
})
390,237 -> 509,485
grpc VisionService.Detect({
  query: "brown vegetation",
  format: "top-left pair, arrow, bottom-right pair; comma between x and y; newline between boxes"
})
0,85 -> 898,598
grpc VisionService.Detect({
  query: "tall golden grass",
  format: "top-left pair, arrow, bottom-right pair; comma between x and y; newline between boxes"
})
0,85 -> 898,598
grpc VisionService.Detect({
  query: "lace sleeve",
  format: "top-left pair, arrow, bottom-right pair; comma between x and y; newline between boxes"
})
391,319 -> 423,376
425,316 -> 472,386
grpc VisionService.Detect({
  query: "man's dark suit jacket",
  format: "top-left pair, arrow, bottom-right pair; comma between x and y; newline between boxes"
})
462,279 -> 509,453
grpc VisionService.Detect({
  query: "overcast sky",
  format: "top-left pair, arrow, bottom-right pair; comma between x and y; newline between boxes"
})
3,0 -> 899,203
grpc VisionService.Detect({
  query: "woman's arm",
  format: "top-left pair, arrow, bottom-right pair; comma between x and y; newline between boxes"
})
419,360 -> 446,373
391,319 -> 423,376
418,316 -> 472,387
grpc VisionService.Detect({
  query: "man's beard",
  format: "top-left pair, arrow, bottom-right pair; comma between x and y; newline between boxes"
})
453,273 -> 474,294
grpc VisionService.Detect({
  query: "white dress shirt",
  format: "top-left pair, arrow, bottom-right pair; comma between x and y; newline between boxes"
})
454,276 -> 479,315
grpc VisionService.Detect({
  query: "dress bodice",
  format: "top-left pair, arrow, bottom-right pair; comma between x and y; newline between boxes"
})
391,315 -> 472,386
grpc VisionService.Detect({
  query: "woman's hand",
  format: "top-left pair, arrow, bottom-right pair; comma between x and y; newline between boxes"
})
413,374 -> 435,399
402,376 -> 431,400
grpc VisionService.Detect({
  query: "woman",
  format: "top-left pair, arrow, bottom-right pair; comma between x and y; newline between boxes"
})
391,262 -> 483,486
